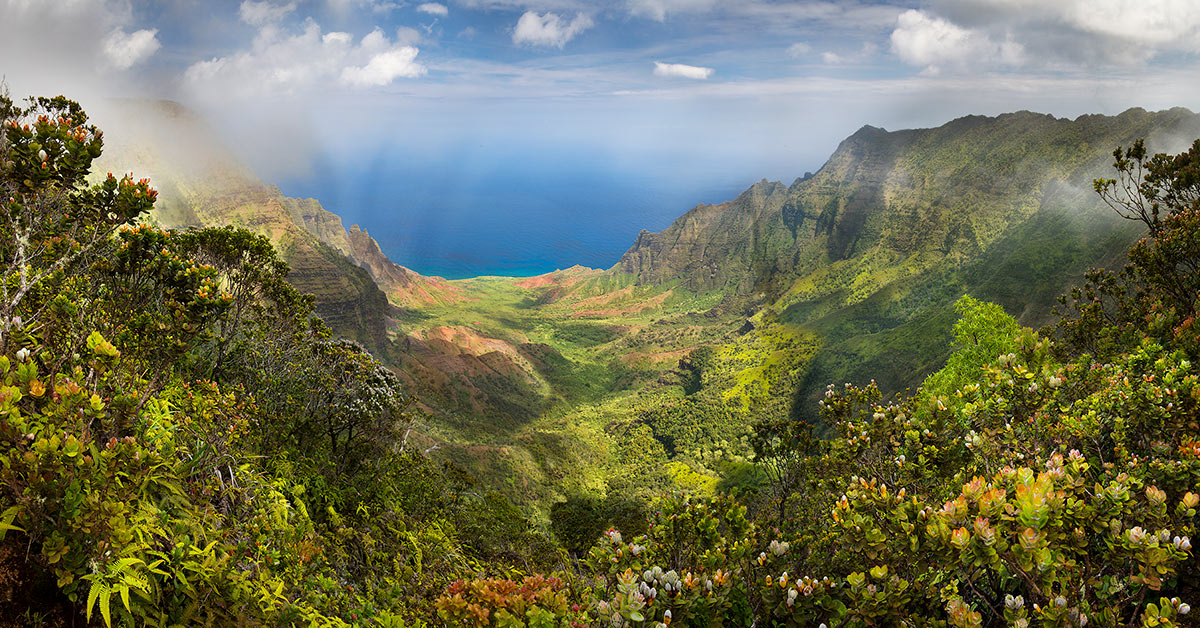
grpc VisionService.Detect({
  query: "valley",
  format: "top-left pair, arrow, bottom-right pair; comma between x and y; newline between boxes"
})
7,91 -> 1200,627
9,2 -> 1200,622
95,101 -> 1200,521
373,107 -> 1200,517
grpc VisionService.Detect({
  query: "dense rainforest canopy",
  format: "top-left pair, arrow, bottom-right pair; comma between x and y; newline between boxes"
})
2,95 -> 1199,627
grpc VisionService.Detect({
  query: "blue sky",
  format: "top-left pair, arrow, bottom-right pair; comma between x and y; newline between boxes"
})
4,0 -> 1200,275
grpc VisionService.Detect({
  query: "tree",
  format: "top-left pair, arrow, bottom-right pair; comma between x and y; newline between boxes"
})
921,295 -> 1023,400
1057,138 -> 1200,357
0,94 -> 156,353
0,94 -> 459,626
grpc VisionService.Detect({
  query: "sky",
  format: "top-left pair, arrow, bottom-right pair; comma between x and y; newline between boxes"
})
3,0 -> 1200,276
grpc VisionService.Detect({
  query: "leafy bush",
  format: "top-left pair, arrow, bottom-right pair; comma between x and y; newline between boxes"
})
0,93 -> 554,626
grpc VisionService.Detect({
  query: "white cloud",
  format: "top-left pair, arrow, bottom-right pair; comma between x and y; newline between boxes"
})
343,48 -> 426,85
184,20 -> 426,100
904,1 -> 1200,71
417,2 -> 448,16
628,0 -> 717,21
454,0 -> 588,10
731,1 -> 902,29
327,0 -> 405,13
512,11 -> 593,48
786,42 -> 811,58
891,9 -> 1022,74
1063,0 -> 1200,46
652,61 -> 713,79
395,26 -> 423,45
819,42 -> 878,65
929,0 -> 1200,49
239,1 -> 296,27
0,0 -> 164,100
102,28 -> 161,69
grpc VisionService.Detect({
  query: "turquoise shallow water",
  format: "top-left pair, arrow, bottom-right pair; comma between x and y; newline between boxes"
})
280,152 -> 758,279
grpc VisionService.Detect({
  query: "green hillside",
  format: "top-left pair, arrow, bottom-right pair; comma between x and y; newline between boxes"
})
4,93 -> 1200,627
617,108 -> 1200,412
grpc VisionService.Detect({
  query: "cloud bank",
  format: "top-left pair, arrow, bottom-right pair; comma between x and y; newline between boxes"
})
0,0 -> 162,97
893,1 -> 1200,73
102,28 -> 161,70
183,20 -> 425,100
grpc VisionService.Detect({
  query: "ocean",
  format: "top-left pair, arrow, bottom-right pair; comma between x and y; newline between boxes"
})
278,151 -> 759,279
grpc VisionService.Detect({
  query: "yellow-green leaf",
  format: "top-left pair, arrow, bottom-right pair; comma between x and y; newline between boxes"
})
100,588 -> 112,628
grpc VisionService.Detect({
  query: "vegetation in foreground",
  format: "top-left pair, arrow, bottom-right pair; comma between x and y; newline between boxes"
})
2,94 -> 1199,626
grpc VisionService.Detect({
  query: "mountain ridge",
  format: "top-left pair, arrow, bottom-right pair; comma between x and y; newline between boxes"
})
616,107 -> 1200,298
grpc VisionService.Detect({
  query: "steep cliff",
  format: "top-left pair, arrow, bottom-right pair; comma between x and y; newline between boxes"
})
619,108 -> 1200,301
616,180 -> 791,293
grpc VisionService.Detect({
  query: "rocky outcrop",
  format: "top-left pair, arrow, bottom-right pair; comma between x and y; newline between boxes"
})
344,225 -> 466,307
616,179 -> 791,293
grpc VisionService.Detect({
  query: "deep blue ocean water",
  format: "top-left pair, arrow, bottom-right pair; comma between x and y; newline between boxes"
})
278,151 -> 761,279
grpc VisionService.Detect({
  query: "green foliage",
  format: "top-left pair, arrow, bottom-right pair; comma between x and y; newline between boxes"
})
551,493 -> 648,556
552,322 -> 619,348
0,94 -> 558,626
921,295 -> 1023,400
1058,138 -> 1200,360
436,574 -> 586,627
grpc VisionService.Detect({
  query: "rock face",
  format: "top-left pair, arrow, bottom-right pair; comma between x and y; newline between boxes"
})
616,108 -> 1200,306
278,195 -> 465,307
93,99 -> 458,353
344,224 -> 466,307
616,180 -> 791,293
